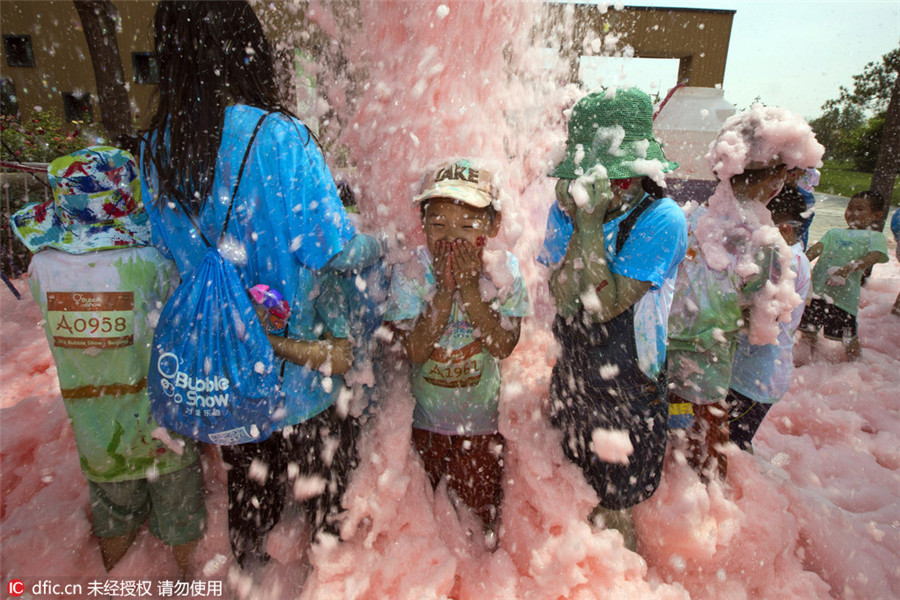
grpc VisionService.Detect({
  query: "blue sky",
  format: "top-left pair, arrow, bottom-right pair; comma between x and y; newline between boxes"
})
578,1 -> 900,119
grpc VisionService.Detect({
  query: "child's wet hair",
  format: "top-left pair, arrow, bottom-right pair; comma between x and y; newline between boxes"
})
767,191 -> 806,224
851,190 -> 885,214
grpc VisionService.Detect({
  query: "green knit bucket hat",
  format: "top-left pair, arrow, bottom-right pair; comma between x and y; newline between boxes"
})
552,87 -> 678,180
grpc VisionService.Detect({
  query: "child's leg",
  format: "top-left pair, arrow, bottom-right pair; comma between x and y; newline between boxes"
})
100,530 -> 138,571
844,335 -> 862,361
799,329 -> 819,359
88,479 -> 150,571
172,540 -> 199,578
893,290 -> 900,316
687,401 -> 730,481
797,300 -> 824,360
412,428 -> 452,490
829,309 -> 860,362
589,506 -> 636,552
445,433 -> 505,529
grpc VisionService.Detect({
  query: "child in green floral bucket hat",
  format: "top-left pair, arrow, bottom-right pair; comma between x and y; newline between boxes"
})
11,145 -> 205,577
539,87 -> 687,553
11,145 -> 150,253
551,87 -> 678,181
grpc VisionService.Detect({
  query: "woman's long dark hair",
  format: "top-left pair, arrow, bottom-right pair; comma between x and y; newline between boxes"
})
144,0 -> 292,212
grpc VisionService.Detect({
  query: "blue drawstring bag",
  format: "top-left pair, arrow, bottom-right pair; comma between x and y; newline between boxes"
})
147,112 -> 278,444
149,248 -> 279,444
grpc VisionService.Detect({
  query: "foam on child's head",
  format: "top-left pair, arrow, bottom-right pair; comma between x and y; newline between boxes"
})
707,105 -> 825,181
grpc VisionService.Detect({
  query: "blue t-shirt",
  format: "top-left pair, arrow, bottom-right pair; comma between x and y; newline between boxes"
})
891,208 -> 900,261
797,187 -> 816,249
141,104 -> 356,429
539,194 -> 687,379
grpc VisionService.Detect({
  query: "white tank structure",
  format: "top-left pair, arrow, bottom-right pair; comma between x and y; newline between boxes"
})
654,86 -> 737,205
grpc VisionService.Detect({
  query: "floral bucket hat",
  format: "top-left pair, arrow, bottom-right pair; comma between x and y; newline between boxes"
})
552,87 -> 678,180
11,145 -> 150,254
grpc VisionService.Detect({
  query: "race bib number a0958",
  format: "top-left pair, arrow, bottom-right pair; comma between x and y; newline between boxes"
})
47,292 -> 134,348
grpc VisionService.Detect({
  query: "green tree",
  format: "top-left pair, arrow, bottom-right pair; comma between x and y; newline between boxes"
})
809,104 -> 865,160
72,0 -> 134,145
828,48 -> 899,114
851,112 -> 885,173
820,48 -> 899,214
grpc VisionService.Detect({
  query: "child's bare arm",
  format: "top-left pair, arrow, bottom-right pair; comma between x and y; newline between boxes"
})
549,233 -> 588,318
553,177 -> 651,323
829,250 -> 888,281
268,334 -> 352,375
400,240 -> 456,363
572,223 -> 652,322
458,286 -> 522,358
399,289 -> 454,363
451,240 -> 522,358
806,241 -> 823,262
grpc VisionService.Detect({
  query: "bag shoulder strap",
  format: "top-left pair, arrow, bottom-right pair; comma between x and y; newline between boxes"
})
219,111 -> 270,242
144,110 -> 271,249
614,193 -> 658,255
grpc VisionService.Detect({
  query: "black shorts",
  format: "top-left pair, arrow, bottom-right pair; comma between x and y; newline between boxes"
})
798,297 -> 858,340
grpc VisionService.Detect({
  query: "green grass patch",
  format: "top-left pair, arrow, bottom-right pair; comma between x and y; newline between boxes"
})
818,159 -> 900,204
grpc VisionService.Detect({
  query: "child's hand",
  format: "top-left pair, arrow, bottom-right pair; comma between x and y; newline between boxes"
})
324,334 -> 353,376
825,263 -> 853,286
253,304 -> 268,326
451,239 -> 483,292
433,239 -> 456,293
572,173 -> 612,234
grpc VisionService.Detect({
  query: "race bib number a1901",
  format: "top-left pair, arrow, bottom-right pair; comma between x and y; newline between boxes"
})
46,292 -> 134,349
423,340 -> 485,388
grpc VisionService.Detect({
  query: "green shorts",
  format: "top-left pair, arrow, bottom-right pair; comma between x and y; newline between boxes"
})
88,461 -> 206,546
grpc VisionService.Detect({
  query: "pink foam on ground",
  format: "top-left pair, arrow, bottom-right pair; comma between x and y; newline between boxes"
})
3,258 -> 899,598
3,257 -> 898,598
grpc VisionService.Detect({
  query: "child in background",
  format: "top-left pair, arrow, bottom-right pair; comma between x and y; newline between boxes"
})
892,208 -> 900,316
11,147 -> 205,576
727,192 -> 811,451
796,167 -> 819,249
666,106 -> 824,481
798,190 -> 889,360
385,158 -> 529,546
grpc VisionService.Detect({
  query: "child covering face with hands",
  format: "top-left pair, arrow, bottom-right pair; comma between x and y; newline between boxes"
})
385,159 -> 529,547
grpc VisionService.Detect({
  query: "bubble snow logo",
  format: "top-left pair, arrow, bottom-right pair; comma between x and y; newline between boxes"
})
8,579 -> 25,596
156,351 -> 232,409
